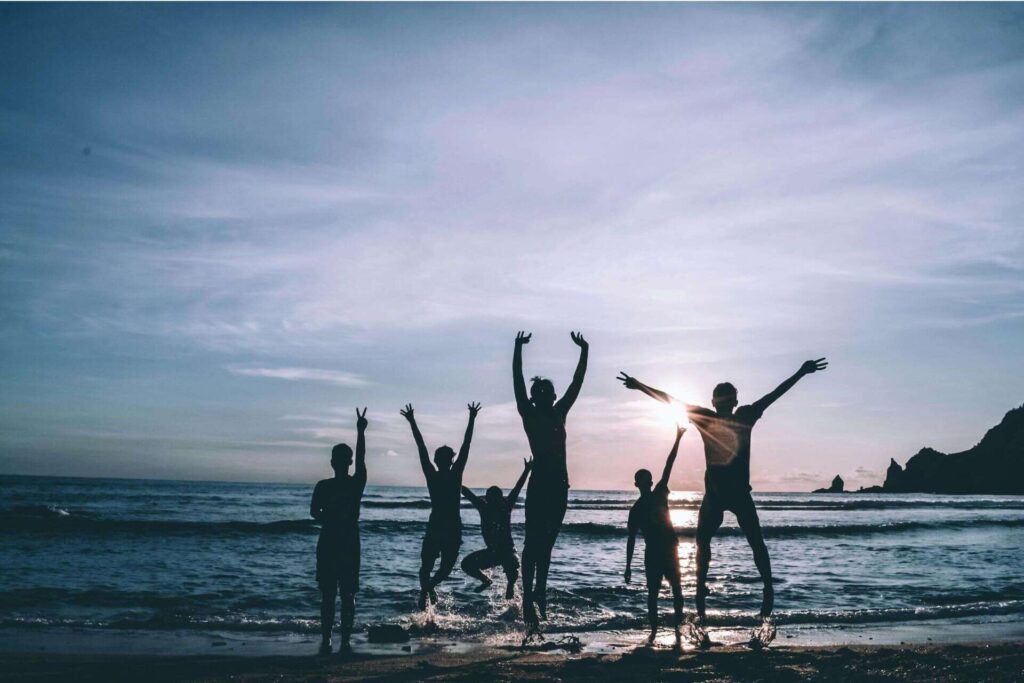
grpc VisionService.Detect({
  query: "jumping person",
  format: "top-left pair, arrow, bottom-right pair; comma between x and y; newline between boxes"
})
617,359 -> 828,627
401,402 -> 479,610
625,424 -> 686,644
460,458 -> 533,599
310,408 -> 368,655
513,330 -> 588,630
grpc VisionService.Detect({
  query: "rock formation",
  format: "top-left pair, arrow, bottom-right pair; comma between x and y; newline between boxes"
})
872,404 -> 1024,495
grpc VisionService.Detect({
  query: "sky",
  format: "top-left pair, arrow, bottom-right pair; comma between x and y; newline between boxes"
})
1,3 -> 1023,492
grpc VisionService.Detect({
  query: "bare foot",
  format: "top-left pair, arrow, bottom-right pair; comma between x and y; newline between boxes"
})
474,580 -> 493,593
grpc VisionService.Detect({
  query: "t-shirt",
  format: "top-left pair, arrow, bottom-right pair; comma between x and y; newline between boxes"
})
628,481 -> 677,549
687,404 -> 764,493
313,474 -> 365,541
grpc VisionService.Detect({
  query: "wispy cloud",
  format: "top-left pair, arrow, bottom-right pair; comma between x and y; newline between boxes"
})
226,365 -> 369,387
2,4 -> 1022,486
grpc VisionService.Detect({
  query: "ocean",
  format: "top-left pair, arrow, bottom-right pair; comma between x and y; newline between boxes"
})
2,475 -> 1023,647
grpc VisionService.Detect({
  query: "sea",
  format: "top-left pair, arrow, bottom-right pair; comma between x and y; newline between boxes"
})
2,475 -> 1023,651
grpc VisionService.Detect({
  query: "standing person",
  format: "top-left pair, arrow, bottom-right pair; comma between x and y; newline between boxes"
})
513,330 -> 588,630
625,424 -> 687,645
617,358 -> 828,628
460,458 -> 533,599
400,402 -> 479,610
310,408 -> 368,655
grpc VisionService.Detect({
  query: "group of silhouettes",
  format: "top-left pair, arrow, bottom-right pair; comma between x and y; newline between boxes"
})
311,331 -> 827,653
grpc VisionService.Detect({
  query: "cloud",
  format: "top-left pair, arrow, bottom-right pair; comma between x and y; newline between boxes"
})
225,365 -> 369,387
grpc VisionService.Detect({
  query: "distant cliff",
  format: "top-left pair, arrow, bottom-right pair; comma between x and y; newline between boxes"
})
813,475 -> 845,493
875,404 -> 1024,495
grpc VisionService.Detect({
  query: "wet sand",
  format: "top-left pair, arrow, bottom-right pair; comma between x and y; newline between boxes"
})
2,642 -> 1022,682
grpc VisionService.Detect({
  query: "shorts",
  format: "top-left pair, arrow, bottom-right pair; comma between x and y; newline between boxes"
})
464,546 -> 520,576
422,521 -> 462,563
696,485 -> 762,542
317,532 -> 360,593
644,541 -> 681,590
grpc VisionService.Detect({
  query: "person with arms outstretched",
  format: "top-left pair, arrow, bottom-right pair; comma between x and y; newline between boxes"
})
310,408 -> 368,655
626,424 -> 687,645
618,358 -> 827,633
461,458 -> 533,599
401,402 -> 479,610
513,330 -> 588,630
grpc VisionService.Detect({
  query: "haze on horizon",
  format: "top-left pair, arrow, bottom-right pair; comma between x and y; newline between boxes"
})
1,4 -> 1022,492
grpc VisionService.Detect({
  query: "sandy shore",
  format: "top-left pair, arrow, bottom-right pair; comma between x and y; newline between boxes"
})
2,642 -> 1022,682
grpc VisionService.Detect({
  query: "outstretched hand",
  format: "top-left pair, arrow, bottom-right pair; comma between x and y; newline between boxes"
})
524,458 -> 533,471
800,358 -> 829,375
616,371 -> 640,390
467,402 -> 481,418
400,404 -> 415,422
570,331 -> 588,349
356,407 -> 368,431
515,331 -> 532,346
676,424 -> 687,440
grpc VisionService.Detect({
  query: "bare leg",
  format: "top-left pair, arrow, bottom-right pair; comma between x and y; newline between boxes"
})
419,545 -> 437,610
735,502 -> 773,617
669,574 -> 684,629
535,545 -> 553,620
504,561 -> 519,600
319,581 -> 336,653
339,592 -> 355,647
430,546 -> 460,590
646,585 -> 660,641
521,544 -> 538,627
461,550 -> 493,591
695,495 -> 724,620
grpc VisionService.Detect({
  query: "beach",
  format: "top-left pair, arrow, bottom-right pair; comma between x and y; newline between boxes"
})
3,642 -> 1023,682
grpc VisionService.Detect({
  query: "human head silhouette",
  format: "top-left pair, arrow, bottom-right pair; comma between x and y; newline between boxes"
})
331,443 -> 353,475
485,485 -> 503,504
634,468 -> 653,493
434,445 -> 455,471
712,382 -> 738,414
530,376 -> 556,409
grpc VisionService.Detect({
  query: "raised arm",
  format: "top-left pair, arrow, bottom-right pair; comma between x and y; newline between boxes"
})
659,425 -> 686,490
461,485 -> 484,512
616,372 -> 677,405
507,458 -> 533,507
454,402 -> 480,473
751,358 -> 828,413
354,407 -> 368,485
556,331 -> 589,415
400,404 -> 433,479
513,331 -> 532,415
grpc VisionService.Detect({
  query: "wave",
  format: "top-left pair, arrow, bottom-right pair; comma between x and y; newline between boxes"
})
4,599 -> 1023,635
5,505 -> 1023,539
559,518 -> 1024,539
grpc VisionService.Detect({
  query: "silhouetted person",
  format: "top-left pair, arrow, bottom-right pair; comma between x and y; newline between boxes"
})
310,408 -> 368,654
626,425 -> 686,644
460,458 -> 533,599
618,358 -> 827,625
513,330 -> 588,629
401,402 -> 479,610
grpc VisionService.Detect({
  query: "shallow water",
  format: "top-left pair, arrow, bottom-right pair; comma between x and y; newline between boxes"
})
2,475 -> 1022,641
